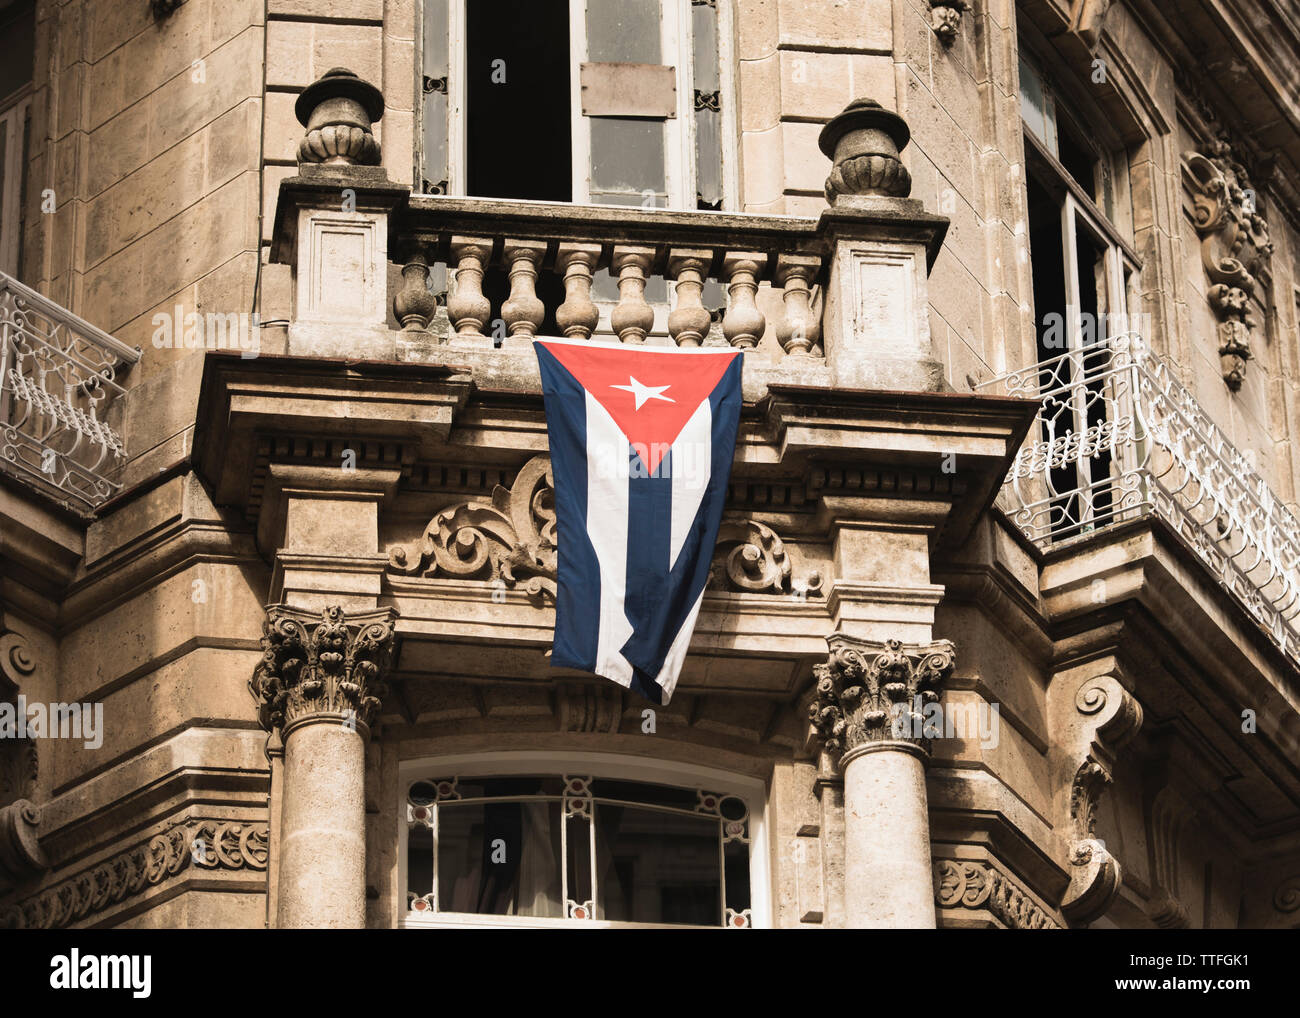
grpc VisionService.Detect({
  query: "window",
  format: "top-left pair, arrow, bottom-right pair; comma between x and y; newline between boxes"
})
0,0 -> 34,278
419,0 -> 734,210
1019,53 -> 1141,535
401,763 -> 759,927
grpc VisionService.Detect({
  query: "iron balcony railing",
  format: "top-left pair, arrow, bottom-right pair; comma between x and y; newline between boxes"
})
978,333 -> 1300,664
0,271 -> 140,515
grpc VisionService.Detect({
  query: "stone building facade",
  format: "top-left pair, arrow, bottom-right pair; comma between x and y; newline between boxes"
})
1,0 -> 1299,929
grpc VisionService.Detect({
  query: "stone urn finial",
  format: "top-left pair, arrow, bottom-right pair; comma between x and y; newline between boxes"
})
819,98 -> 912,203
295,67 -> 385,167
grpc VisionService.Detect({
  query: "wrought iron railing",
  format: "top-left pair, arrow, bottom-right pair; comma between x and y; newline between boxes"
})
978,333 -> 1300,663
0,271 -> 140,514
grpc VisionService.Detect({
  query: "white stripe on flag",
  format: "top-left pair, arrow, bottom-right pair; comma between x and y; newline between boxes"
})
585,391 -> 634,687
668,397 -> 713,569
653,588 -> 705,704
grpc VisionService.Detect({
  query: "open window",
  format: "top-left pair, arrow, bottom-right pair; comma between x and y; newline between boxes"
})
1020,52 -> 1142,535
0,0 -> 35,278
419,0 -> 735,210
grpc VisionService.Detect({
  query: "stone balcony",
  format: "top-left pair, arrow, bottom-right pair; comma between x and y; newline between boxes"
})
269,75 -> 951,401
0,271 -> 141,516
979,333 -> 1300,667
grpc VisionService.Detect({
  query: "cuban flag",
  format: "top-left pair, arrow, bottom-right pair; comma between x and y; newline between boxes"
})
534,338 -> 743,705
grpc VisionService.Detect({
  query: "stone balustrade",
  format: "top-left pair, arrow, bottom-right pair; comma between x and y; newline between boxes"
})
393,198 -> 828,354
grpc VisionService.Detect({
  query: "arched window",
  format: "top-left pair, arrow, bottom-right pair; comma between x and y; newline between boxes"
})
399,754 -> 765,927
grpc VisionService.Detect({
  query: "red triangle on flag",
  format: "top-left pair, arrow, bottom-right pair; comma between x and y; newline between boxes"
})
538,341 -> 739,475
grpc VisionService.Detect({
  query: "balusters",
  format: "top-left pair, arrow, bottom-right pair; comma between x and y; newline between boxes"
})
775,254 -> 821,355
668,249 -> 713,347
722,252 -> 767,349
501,239 -> 547,345
393,248 -> 439,331
555,243 -> 602,339
610,246 -> 656,344
447,236 -> 493,344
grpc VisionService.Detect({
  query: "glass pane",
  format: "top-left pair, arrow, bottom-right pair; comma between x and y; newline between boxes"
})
590,117 -> 666,205
423,0 -> 449,77
692,1 -> 719,92
724,839 -> 750,914
695,107 -> 722,208
587,0 -> 661,64
421,90 -> 448,192
437,800 -> 564,917
594,804 -> 721,925
407,824 -> 434,907
592,267 -> 667,305
589,778 -> 698,809
1018,56 -> 1055,155
566,813 -> 594,917
454,775 -> 565,799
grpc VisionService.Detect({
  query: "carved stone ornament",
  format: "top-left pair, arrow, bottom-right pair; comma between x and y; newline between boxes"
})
1057,675 -> 1143,924
389,456 -> 559,599
295,67 -> 385,166
389,456 -> 817,600
0,610 -> 36,694
250,605 -> 398,735
2,819 -> 268,930
1183,141 -> 1274,389
818,98 -> 913,202
710,519 -> 823,596
933,859 -> 1062,929
929,1 -> 970,45
807,634 -> 955,760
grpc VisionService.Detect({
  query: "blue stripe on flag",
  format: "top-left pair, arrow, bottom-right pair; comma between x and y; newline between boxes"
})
618,355 -> 743,689
535,344 -> 601,672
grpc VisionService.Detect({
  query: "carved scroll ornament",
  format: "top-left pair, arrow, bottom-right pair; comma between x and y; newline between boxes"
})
389,456 -> 820,599
3,819 -> 268,930
933,859 -> 1062,929
1054,674 -> 1143,925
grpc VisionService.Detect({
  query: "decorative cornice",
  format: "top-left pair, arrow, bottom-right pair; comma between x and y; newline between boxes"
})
2,819 -> 268,930
1183,142 -> 1274,389
933,859 -> 1062,929
250,605 -> 398,736
807,634 -> 956,761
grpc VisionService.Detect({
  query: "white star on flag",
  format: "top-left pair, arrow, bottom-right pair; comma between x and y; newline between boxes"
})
610,376 -> 675,411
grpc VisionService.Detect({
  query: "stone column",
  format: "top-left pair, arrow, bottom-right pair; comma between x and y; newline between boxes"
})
249,604 -> 397,929
808,634 -> 955,928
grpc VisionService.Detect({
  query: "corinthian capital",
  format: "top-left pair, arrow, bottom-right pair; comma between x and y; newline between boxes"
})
250,605 -> 397,736
808,635 -> 955,761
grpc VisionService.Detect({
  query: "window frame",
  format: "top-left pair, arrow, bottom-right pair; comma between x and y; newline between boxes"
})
0,88 -> 31,278
417,0 -> 740,211
396,750 -> 770,929
1019,54 -> 1146,535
